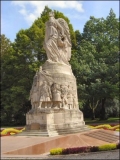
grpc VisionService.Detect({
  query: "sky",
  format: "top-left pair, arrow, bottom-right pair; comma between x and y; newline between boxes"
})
1,1 -> 119,42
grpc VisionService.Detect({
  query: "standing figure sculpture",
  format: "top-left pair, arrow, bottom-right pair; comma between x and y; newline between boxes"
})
67,85 -> 73,109
38,81 -> 52,109
51,83 -> 62,108
60,85 -> 68,108
29,71 -> 39,109
44,11 -> 71,65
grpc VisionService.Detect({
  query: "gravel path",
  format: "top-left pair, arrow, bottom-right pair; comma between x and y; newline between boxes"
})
1,149 -> 119,159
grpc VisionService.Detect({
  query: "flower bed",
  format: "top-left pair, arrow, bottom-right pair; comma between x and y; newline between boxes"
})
88,124 -> 120,131
0,128 -> 25,137
50,142 -> 120,155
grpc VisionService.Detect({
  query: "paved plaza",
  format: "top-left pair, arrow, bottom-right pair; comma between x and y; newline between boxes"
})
1,129 -> 119,159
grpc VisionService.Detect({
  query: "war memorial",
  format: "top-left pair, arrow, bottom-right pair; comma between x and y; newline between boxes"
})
24,11 -> 89,136
1,11 -> 119,159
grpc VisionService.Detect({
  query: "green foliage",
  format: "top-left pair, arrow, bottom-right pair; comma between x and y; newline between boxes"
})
104,99 -> 119,118
72,9 -> 119,119
98,143 -> 117,151
50,148 -> 63,155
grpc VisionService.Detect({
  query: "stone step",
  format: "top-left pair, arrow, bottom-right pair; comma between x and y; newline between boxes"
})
15,129 -> 59,137
15,126 -> 91,137
87,130 -> 119,139
57,129 -> 90,134
56,125 -> 90,131
84,130 -> 119,143
56,126 -> 91,135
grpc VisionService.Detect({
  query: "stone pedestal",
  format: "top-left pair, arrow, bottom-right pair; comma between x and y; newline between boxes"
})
22,61 -> 88,137
24,108 -> 87,136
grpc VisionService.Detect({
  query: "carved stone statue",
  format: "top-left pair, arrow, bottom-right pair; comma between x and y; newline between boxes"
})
67,85 -> 73,109
25,11 -> 86,136
60,85 -> 68,108
44,11 -> 71,65
51,83 -> 62,108
29,71 -> 39,109
38,81 -> 52,109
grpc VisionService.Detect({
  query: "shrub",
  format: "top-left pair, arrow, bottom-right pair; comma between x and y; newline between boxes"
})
0,128 -> 25,136
116,143 -> 120,149
94,124 -> 112,129
62,148 -> 69,155
116,128 -> 120,131
79,146 -> 91,153
98,143 -> 116,151
88,124 -> 120,131
90,146 -> 99,152
49,143 -> 119,155
112,125 -> 120,130
50,148 -> 63,155
62,146 -> 91,154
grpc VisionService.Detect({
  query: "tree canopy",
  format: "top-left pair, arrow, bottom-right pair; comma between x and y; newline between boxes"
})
1,7 -> 119,125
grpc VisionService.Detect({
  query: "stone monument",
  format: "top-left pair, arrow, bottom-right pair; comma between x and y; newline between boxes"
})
25,11 -> 88,136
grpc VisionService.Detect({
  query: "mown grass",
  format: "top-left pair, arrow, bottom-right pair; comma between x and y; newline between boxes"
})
85,117 -> 119,124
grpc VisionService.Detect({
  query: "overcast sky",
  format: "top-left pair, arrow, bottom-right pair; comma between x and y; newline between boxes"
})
1,1 -> 119,42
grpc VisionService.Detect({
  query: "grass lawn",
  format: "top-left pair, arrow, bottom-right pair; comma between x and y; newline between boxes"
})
85,117 -> 120,124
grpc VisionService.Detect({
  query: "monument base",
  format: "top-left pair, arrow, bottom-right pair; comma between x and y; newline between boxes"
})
18,109 -> 90,137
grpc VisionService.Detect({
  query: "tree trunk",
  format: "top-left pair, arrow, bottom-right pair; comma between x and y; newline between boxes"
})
91,108 -> 95,120
100,98 -> 106,120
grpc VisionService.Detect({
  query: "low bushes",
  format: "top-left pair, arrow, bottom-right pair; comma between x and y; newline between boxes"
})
99,143 -> 116,151
90,146 -> 99,152
50,142 -> 120,155
116,143 -> 120,149
88,124 -> 120,131
0,128 -> 25,136
50,148 -> 63,155
62,146 -> 91,154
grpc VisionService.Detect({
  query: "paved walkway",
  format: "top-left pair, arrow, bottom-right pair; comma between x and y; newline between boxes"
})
1,129 -> 119,159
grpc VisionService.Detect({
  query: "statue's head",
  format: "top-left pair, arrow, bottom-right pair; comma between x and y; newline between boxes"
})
49,11 -> 54,17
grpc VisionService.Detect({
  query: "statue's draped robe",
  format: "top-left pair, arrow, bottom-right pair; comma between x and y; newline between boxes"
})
44,19 -> 71,65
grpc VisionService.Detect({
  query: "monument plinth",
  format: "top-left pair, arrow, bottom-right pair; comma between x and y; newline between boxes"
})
24,11 -> 88,136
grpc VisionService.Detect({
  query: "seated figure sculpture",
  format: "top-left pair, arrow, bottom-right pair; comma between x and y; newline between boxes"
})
44,11 -> 72,65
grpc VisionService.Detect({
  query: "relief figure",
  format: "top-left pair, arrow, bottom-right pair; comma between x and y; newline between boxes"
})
51,83 -> 62,108
29,72 -> 39,109
67,85 -> 73,109
38,81 -> 52,109
60,85 -> 68,108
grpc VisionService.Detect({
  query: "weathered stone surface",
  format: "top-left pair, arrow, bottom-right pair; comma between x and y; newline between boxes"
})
25,11 -> 86,136
30,123 -> 40,130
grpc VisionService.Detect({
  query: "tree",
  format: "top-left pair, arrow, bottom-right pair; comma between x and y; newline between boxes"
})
1,34 -> 14,125
77,9 -> 119,119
